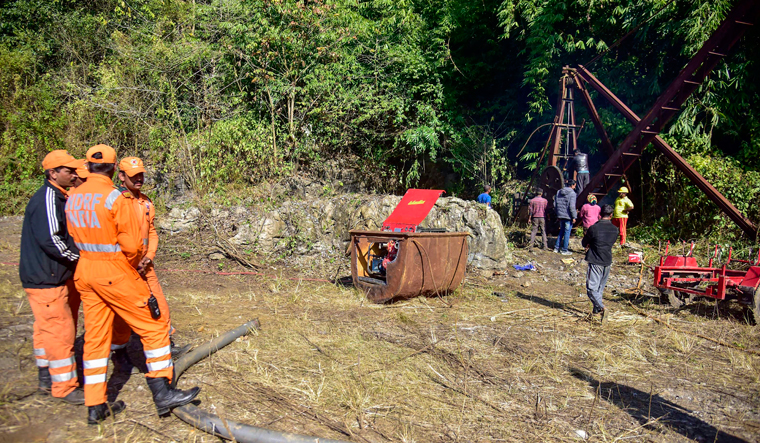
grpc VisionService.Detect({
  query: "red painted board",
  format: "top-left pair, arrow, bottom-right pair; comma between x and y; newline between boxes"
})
382,189 -> 445,232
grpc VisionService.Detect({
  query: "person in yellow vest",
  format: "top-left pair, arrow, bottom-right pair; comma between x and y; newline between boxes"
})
114,157 -> 189,357
612,187 -> 634,246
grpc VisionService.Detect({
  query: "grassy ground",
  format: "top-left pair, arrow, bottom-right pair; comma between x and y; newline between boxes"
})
0,216 -> 759,442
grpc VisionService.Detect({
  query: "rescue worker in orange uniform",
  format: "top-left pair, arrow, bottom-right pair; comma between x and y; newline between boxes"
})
113,157 -> 189,356
66,144 -> 199,424
107,156 -> 189,400
72,160 -> 135,401
19,150 -> 85,404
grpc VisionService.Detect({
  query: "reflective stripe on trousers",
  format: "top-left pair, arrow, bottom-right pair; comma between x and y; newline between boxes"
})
83,357 -> 109,385
85,373 -> 107,385
49,356 -> 75,369
145,344 -> 173,372
51,370 -> 77,382
84,357 -> 108,369
34,348 -> 49,367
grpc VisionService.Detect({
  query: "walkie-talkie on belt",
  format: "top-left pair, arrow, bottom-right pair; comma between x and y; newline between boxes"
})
147,294 -> 161,319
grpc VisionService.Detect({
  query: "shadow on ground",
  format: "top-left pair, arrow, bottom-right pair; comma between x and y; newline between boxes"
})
334,276 -> 354,288
510,291 -> 589,317
570,368 -> 748,443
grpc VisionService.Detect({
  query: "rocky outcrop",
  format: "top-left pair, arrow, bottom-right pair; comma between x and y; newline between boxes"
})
157,195 -> 509,270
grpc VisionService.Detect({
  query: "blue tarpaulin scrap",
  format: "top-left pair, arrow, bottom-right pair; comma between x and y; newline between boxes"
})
512,263 -> 535,271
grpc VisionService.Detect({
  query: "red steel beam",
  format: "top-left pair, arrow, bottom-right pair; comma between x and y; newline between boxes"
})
574,0 -> 760,239
573,72 -> 615,156
547,76 -> 567,167
576,65 -> 757,239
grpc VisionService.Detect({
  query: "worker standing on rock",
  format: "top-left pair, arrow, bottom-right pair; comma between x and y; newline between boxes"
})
65,144 -> 199,424
612,187 -> 634,247
553,179 -> 577,255
114,156 -> 188,357
581,204 -> 619,321
19,150 -> 85,404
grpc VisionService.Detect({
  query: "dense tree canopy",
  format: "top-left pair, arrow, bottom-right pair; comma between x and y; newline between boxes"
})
0,0 -> 758,240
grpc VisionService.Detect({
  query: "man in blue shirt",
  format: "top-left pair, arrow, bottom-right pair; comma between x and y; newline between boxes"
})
477,185 -> 492,208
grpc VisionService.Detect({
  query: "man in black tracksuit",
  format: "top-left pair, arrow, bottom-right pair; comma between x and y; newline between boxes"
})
581,204 -> 619,321
19,150 -> 84,403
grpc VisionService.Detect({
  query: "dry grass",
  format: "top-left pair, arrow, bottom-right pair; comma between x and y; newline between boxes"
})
0,215 -> 759,442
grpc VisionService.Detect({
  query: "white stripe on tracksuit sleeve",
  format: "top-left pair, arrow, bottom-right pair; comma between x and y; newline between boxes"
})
45,188 -> 79,262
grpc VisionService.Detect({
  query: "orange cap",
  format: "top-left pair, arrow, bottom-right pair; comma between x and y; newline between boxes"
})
86,144 -> 117,164
70,159 -> 90,179
42,150 -> 80,170
119,156 -> 146,177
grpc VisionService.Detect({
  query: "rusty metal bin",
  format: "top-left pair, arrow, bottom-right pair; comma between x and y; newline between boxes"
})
350,230 -> 468,304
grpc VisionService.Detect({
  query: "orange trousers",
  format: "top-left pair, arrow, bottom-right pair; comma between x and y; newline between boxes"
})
75,258 -> 173,406
145,264 -> 173,334
26,285 -> 78,398
111,264 -> 173,348
612,217 -> 628,245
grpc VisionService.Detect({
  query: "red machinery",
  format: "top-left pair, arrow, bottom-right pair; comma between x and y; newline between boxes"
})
654,241 -> 760,323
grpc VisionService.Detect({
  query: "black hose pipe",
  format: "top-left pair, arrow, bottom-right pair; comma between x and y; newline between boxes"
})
172,319 -> 262,384
172,319 -> 352,443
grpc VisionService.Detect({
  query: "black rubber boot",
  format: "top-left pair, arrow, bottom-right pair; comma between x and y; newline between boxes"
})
38,367 -> 52,392
106,348 -> 134,402
87,401 -> 126,425
58,388 -> 85,405
146,377 -> 200,416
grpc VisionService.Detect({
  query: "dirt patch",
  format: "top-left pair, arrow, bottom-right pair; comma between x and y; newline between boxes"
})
1,216 -> 759,442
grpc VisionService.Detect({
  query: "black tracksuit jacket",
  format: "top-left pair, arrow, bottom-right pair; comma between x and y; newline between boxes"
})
581,219 -> 619,267
19,181 -> 80,289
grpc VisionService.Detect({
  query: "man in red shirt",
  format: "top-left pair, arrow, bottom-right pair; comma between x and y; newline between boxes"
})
528,188 -> 548,250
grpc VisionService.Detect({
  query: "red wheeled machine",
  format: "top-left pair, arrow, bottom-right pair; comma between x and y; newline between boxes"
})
653,241 -> 760,323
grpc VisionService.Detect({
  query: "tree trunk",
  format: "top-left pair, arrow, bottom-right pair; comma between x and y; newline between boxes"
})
266,88 -> 277,166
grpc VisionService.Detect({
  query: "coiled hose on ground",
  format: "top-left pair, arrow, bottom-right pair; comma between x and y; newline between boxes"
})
172,319 -> 351,443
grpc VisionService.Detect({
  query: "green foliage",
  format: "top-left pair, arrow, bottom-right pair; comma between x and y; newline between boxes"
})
0,0 -> 757,244
635,136 -> 760,243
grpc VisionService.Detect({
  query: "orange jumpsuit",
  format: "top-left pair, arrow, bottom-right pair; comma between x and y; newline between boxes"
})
65,174 -> 173,406
111,190 -> 173,348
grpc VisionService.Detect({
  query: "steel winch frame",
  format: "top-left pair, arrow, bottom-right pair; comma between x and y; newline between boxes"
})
535,0 -> 760,240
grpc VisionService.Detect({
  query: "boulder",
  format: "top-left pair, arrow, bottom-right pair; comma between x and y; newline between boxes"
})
157,207 -> 201,234
159,194 -> 509,270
